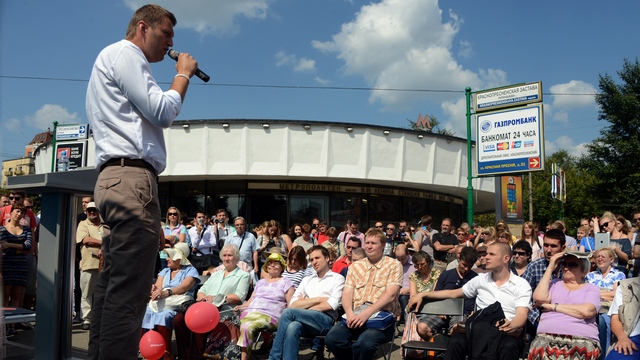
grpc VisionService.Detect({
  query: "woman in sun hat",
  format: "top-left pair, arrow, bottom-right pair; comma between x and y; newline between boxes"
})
234,251 -> 294,360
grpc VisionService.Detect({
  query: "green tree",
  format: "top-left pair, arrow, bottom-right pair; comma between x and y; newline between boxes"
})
578,58 -> 640,216
405,114 -> 455,136
523,150 -> 600,233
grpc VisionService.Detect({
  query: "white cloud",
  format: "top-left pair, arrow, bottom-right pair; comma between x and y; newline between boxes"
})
458,40 -> 473,59
549,80 -> 597,109
545,136 -> 589,157
26,104 -> 79,130
275,51 -> 317,73
123,0 -> 270,35
315,77 -> 330,85
312,0 -> 507,131
3,118 -> 22,132
441,97 -> 467,136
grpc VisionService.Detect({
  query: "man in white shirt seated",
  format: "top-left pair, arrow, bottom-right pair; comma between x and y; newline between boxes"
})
408,242 -> 531,360
268,245 -> 345,360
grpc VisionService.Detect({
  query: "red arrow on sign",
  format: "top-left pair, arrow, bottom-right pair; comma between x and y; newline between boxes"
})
529,157 -> 540,168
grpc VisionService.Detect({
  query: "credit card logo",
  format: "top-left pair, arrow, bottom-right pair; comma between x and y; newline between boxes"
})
483,144 -> 496,152
524,141 -> 534,147
511,141 -> 522,149
497,142 -> 510,151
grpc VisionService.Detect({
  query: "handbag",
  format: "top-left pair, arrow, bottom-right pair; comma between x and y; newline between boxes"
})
203,304 -> 241,360
188,250 -> 213,271
401,312 -> 425,358
148,292 -> 193,313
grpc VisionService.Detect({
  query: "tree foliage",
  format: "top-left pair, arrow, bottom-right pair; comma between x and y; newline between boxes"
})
578,58 -> 640,215
405,115 -> 455,136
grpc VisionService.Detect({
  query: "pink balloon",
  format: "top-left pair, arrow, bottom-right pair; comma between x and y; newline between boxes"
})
185,301 -> 221,334
139,330 -> 166,360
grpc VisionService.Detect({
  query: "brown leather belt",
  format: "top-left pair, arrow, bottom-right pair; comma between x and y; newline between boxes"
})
100,158 -> 157,177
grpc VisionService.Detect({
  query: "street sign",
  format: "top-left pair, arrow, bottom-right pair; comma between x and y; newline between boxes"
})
476,104 -> 545,176
474,82 -> 542,112
56,124 -> 89,140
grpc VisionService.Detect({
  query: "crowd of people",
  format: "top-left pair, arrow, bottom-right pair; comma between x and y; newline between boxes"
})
2,186 -> 640,360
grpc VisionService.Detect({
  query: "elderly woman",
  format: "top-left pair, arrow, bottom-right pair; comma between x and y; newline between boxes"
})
0,204 -> 33,336
235,252 -> 294,360
142,242 -> 198,360
160,206 -> 188,269
510,240 -> 532,276
174,244 -> 251,360
586,248 -> 627,358
529,251 -> 601,360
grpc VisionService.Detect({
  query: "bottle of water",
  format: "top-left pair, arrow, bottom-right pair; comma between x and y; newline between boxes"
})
58,150 -> 69,172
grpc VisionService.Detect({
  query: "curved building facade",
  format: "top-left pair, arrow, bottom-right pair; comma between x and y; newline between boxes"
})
35,119 -> 495,230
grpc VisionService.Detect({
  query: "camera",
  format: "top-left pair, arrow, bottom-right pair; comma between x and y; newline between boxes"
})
215,219 -> 225,224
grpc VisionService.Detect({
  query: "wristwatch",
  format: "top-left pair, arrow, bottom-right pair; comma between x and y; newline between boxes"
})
553,303 -> 558,312
167,289 -> 173,296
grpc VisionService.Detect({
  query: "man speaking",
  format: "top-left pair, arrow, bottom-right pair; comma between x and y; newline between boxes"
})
85,4 -> 199,359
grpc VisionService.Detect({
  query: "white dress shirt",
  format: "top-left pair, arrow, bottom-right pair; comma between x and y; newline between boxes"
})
291,270 -> 345,313
462,271 -> 531,321
188,225 -> 217,255
86,39 -> 183,173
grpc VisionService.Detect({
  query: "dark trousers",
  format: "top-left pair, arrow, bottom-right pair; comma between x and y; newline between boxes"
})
398,294 -> 410,323
173,312 -> 207,360
444,332 -> 520,360
325,322 -> 395,360
87,166 -> 161,360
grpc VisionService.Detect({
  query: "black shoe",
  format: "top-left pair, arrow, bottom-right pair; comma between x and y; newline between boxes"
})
81,323 -> 90,331
313,348 -> 325,360
73,316 -> 82,324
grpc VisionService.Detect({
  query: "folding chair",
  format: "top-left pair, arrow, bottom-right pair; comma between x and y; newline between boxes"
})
401,298 -> 465,358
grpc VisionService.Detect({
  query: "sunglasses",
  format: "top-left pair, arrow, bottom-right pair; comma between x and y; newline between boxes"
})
560,261 -> 580,269
87,208 -> 98,213
386,227 -> 395,231
457,233 -> 465,236
9,196 -> 22,200
26,206 -> 34,210
513,251 -> 527,256
375,225 -> 383,228
168,212 -> 179,216
600,221 -> 611,228
345,246 -> 358,250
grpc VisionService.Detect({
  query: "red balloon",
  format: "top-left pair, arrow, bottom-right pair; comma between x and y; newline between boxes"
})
139,330 -> 166,360
185,301 -> 220,333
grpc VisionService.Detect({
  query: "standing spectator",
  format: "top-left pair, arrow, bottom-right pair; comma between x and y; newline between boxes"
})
415,215 -> 438,257
1,203 -> 33,336
519,221 -> 542,261
325,229 -> 402,360
160,206 -> 187,269
337,219 -> 365,245
20,196 -> 39,314
288,223 -> 302,243
226,216 -> 260,277
188,211 -> 218,273
293,224 -> 316,252
314,220 -> 329,244
258,220 -> 289,258
0,195 -> 10,207
212,209 -> 236,250
85,3 -> 199,358
432,218 -> 457,271
76,202 -> 108,331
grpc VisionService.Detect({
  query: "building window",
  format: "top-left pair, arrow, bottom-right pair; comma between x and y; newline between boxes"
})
290,195 -> 328,227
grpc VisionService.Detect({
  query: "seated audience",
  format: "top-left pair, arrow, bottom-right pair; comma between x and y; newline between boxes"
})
408,242 -> 531,360
322,226 -> 345,258
325,229 -> 402,360
395,244 -> 415,323
586,248 -> 626,358
529,251 -> 601,360
142,243 -> 198,360
235,252 -> 294,360
281,246 -> 311,289
268,246 -> 345,360
414,246 -> 478,341
332,236 -> 361,274
510,240 -> 532,276
578,225 -> 596,253
339,247 -> 365,278
173,244 -> 251,360
604,277 -> 640,360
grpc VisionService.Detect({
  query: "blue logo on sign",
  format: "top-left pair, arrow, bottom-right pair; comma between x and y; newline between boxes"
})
79,126 -> 86,134
483,144 -> 495,152
512,141 -> 522,149
480,121 -> 491,133
524,141 -> 534,147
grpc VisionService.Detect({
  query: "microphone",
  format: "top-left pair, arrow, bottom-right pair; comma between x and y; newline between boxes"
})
167,49 -> 210,83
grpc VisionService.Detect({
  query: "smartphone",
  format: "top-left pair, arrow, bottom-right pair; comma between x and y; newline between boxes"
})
422,226 -> 427,231
594,232 -> 610,250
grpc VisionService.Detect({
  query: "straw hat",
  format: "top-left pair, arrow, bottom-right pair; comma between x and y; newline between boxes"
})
262,246 -> 288,260
164,242 -> 191,266
262,252 -> 287,272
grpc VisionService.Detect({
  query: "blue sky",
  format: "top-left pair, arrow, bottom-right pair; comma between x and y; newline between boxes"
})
1,0 -> 637,164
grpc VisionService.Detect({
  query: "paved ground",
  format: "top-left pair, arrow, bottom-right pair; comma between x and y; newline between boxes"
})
4,322 -> 409,359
